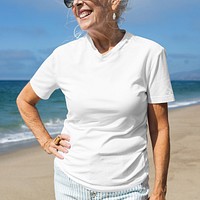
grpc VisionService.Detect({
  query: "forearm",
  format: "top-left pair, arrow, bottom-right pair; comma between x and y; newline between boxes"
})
16,83 -> 71,159
17,97 -> 52,148
148,103 -> 170,199
151,127 -> 170,195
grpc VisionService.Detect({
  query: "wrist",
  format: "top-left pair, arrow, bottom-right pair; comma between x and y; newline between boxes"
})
41,138 -> 52,154
153,185 -> 167,196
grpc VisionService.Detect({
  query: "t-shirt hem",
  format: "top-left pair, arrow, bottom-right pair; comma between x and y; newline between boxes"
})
148,95 -> 175,104
54,158 -> 148,192
68,173 -> 148,192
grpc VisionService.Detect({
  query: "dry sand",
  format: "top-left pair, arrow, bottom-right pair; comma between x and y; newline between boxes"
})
0,105 -> 200,200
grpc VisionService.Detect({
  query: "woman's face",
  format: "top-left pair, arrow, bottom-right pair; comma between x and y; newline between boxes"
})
72,0 -> 112,32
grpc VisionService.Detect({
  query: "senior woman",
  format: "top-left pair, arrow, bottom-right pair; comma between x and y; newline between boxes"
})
17,0 -> 174,199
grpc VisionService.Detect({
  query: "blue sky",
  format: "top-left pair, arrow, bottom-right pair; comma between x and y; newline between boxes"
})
0,0 -> 200,80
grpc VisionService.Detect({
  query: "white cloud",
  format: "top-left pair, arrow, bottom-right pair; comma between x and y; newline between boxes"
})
0,49 -> 42,79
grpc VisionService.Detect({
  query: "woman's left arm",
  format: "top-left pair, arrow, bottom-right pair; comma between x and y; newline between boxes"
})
148,103 -> 170,200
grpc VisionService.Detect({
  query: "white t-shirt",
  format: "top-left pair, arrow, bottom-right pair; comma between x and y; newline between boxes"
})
30,32 -> 174,192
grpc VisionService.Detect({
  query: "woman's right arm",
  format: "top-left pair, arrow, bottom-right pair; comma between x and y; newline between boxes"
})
16,82 -> 70,159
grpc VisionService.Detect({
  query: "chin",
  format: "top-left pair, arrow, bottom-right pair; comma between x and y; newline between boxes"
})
78,22 -> 93,32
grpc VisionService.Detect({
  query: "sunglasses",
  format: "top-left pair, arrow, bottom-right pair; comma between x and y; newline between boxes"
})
64,0 -> 74,8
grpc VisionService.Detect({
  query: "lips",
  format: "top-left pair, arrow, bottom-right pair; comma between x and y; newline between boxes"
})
78,10 -> 92,19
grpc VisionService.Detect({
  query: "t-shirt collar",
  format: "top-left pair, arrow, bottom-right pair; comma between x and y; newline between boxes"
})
85,30 -> 131,59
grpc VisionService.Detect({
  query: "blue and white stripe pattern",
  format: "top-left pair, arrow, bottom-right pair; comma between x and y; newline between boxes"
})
54,164 -> 149,200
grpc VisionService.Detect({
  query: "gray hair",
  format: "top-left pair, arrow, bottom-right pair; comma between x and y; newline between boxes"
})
117,0 -> 129,21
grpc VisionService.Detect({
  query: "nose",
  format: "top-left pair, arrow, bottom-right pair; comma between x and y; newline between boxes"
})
73,0 -> 84,7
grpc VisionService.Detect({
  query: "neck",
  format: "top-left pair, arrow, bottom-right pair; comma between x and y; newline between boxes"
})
87,26 -> 125,54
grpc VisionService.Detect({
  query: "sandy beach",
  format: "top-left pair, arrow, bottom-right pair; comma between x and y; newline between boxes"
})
0,105 -> 200,200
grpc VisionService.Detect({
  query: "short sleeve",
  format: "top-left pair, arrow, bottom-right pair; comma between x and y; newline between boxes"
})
30,52 -> 59,100
147,48 -> 175,103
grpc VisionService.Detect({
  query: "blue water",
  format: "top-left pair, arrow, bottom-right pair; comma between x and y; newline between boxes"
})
0,80 -> 200,151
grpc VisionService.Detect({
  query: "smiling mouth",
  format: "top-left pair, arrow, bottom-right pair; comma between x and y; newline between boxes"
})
79,10 -> 92,19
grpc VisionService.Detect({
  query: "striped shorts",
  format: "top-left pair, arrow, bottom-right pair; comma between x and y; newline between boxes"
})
54,164 -> 149,200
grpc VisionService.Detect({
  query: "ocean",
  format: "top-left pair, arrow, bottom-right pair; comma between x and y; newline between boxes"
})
0,80 -> 200,153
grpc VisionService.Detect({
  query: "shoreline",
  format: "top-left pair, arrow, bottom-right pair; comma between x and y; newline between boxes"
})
0,104 -> 200,200
1,103 -> 199,156
0,139 -> 38,155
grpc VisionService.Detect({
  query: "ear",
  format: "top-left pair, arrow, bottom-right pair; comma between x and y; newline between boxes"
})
111,0 -> 121,11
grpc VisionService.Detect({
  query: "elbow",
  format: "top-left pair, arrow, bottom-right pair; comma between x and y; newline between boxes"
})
16,82 -> 40,112
16,93 -> 24,110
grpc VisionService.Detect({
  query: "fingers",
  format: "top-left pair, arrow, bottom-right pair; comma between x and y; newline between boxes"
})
60,134 -> 70,141
53,135 -> 62,145
54,134 -> 71,150
46,134 -> 71,159
49,145 -> 64,159
56,141 -> 71,153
